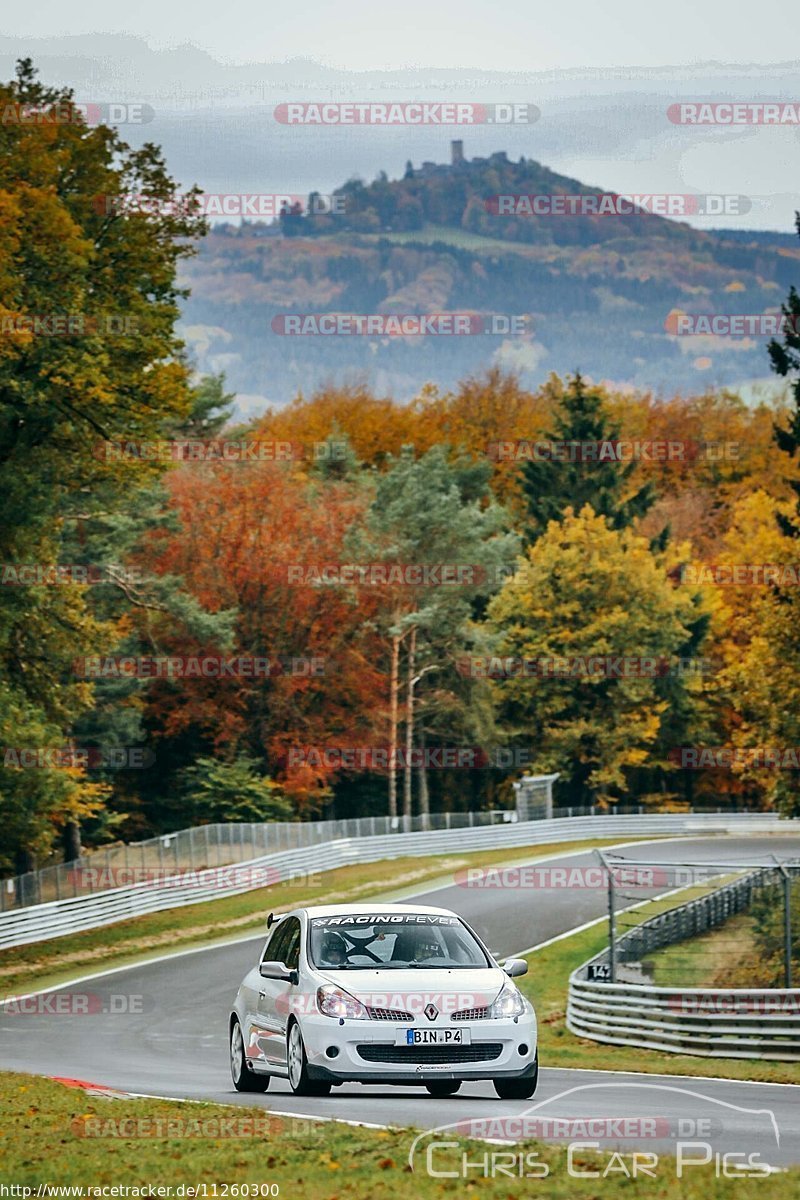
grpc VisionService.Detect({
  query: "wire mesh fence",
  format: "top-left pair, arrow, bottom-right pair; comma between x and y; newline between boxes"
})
0,800 -> 753,913
584,853 -> 800,990
1,808 -> 525,911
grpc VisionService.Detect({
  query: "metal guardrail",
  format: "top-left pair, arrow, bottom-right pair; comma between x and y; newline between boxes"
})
567,979 -> 800,1061
0,802 -> 753,911
2,809 -> 523,910
567,860 -> 800,1061
0,812 -> 788,951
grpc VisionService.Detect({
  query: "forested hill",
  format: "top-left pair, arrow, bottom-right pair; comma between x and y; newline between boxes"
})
179,147 -> 800,407
287,147 -> 714,248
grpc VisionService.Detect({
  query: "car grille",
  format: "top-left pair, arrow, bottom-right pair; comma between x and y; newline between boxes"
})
451,1006 -> 490,1021
357,1043 -> 503,1064
366,1006 -> 415,1022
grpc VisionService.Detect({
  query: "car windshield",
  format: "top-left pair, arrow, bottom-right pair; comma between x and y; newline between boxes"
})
308,913 -> 490,970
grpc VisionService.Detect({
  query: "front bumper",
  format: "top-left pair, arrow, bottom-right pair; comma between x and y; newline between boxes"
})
298,1010 -> 538,1084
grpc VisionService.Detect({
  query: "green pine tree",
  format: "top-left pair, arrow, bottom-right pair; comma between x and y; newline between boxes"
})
521,373 -> 657,543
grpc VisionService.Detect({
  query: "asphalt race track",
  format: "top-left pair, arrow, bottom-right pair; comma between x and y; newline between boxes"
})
2,835 -> 800,1167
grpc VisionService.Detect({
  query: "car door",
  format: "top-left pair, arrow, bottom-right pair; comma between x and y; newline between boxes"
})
244,919 -> 291,1069
256,916 -> 301,1070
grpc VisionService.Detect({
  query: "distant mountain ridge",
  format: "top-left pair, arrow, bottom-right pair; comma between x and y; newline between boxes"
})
3,36 -> 800,96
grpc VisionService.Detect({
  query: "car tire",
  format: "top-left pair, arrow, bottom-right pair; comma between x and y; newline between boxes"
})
286,1021 -> 331,1096
493,1053 -> 538,1100
425,1081 -> 461,1097
230,1019 -> 270,1092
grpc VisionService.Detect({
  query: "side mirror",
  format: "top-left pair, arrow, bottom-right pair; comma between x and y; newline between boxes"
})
502,957 -> 528,978
259,960 -> 297,984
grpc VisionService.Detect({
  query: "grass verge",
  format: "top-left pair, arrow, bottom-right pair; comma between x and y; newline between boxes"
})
649,912 -> 761,988
0,1070 -> 795,1194
0,837 -> 655,997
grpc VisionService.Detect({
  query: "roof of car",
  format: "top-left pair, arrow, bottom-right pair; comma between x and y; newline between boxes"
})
299,902 -> 458,919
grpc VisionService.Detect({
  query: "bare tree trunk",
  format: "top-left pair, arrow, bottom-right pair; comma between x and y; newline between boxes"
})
403,627 -> 417,820
63,820 -> 82,863
63,734 -> 82,865
388,631 -> 401,817
417,720 -> 431,829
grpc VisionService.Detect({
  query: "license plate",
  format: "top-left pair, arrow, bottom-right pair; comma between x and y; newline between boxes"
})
395,1028 -> 471,1046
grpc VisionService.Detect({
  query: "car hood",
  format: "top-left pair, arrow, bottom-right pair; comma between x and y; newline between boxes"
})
315,966 -> 508,1014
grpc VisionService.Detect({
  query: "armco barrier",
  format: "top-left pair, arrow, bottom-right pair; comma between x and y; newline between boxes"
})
0,813 -> 791,951
0,803 -> 756,911
567,978 -> 800,1061
2,808 -> 524,910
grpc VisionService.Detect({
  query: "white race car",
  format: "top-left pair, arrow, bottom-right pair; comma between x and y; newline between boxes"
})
229,902 -> 538,1099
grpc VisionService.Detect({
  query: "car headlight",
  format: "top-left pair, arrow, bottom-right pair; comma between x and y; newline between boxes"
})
316,984 -> 369,1020
489,983 -> 526,1019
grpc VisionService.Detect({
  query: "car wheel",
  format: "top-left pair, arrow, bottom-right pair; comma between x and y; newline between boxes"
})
493,1053 -> 538,1100
286,1021 -> 331,1096
230,1020 -> 270,1092
425,1081 -> 461,1097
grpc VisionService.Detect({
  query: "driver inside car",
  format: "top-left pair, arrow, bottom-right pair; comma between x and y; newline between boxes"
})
317,931 -> 348,968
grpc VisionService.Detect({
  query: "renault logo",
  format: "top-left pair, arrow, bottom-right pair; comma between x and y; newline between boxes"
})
424,1002 -> 438,1021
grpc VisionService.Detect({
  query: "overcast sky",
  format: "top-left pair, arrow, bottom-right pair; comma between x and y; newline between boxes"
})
7,1 -> 797,72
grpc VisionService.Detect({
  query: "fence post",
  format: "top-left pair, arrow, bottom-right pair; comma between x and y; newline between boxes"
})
598,851 -> 616,983
778,863 -> 793,989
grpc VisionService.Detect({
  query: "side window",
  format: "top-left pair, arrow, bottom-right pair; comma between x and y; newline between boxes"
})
263,919 -> 292,964
283,919 -> 302,970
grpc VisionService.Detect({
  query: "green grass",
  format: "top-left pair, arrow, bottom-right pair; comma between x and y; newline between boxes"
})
0,837 -> 653,997
0,1071 -> 796,1194
357,222 -> 548,254
648,912 -> 759,988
